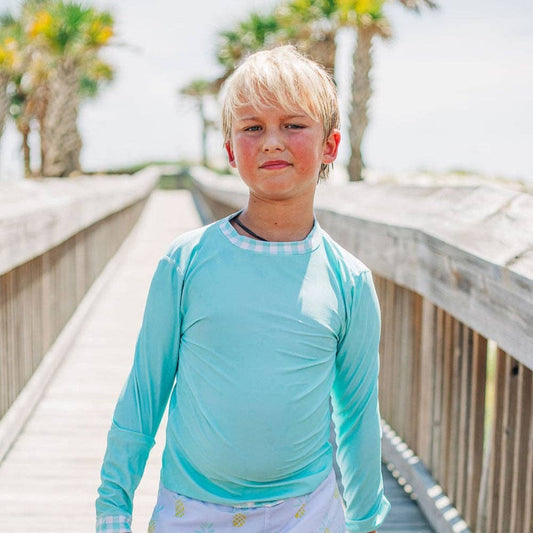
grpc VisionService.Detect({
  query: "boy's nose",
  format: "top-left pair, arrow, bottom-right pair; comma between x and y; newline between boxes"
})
262,131 -> 284,152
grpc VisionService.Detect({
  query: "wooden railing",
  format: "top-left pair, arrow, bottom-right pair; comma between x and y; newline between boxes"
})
191,167 -> 533,533
0,168 -> 159,425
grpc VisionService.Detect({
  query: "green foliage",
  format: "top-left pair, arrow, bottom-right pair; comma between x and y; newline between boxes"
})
180,78 -> 216,98
26,0 -> 114,58
79,57 -> 113,98
0,0 -> 117,177
217,10 -> 281,72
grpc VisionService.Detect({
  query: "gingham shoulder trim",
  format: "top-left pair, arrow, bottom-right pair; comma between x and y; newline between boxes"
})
96,515 -> 132,532
218,211 -> 322,255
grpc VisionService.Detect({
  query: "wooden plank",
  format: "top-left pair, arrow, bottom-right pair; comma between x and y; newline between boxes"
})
41,252 -> 52,354
484,348 -> 507,532
383,279 -> 397,425
396,285 -> 411,440
446,315 -> 462,502
524,401 -> 533,533
0,273 -> 8,418
6,271 -> 17,409
429,308 -> 448,476
375,276 -> 387,415
417,298 -> 436,466
510,363 -> 532,533
436,309 -> 449,487
496,351 -> 519,533
410,292 -> 423,448
382,422 -> 471,533
464,332 -> 487,530
455,324 -> 472,515
31,256 -> 44,371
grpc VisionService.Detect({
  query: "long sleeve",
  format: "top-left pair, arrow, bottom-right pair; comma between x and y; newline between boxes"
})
331,270 -> 390,532
95,256 -> 182,532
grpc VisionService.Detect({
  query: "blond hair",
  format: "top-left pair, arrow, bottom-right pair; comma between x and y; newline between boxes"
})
221,46 -> 339,179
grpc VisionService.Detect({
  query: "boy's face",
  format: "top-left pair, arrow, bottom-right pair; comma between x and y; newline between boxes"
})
225,103 -> 340,203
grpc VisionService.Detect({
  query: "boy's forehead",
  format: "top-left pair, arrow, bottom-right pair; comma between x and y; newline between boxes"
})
231,100 -> 318,122
233,103 -> 306,118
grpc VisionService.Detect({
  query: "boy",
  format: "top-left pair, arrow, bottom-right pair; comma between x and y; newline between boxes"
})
96,46 -> 390,532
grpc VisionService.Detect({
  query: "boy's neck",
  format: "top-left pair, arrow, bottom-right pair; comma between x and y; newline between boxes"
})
235,195 -> 315,243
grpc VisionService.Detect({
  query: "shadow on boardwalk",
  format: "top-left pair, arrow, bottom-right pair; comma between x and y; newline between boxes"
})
0,190 -> 433,532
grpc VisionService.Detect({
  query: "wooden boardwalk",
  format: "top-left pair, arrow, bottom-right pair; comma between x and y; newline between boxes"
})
0,190 -> 433,532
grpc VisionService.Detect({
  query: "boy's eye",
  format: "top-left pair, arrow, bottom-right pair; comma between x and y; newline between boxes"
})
286,123 -> 305,129
244,125 -> 262,132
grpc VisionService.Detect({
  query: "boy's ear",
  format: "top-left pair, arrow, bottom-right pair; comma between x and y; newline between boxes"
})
225,142 -> 237,168
322,129 -> 341,165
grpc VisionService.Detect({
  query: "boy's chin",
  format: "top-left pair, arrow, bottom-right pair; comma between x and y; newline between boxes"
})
247,182 -> 317,203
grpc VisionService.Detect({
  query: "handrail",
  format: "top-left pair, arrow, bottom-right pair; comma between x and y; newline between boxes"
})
0,168 -> 160,427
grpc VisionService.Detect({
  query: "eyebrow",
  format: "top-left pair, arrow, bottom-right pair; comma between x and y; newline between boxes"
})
235,114 -> 309,122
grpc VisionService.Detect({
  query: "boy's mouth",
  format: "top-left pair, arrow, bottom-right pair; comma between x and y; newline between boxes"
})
260,160 -> 292,170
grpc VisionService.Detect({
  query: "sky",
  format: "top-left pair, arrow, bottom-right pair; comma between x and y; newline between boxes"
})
0,0 -> 532,182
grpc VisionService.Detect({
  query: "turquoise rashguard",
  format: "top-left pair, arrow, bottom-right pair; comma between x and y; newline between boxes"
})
96,212 -> 390,532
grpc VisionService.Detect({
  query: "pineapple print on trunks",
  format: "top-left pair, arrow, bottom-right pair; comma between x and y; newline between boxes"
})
232,512 -> 247,527
294,496 -> 308,519
148,503 -> 163,533
175,497 -> 185,517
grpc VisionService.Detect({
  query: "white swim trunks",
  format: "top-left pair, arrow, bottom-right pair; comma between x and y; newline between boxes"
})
147,469 -> 346,532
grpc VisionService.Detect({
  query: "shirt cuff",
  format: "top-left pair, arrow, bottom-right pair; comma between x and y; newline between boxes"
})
96,515 -> 132,532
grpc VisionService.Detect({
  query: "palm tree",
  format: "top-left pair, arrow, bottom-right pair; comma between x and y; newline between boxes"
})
274,0 -> 338,74
180,79 -> 217,167
338,0 -> 437,180
217,11 -> 282,81
0,14 -> 19,144
214,0 -> 436,181
0,12 -> 41,177
26,1 -> 114,177
335,0 -> 391,181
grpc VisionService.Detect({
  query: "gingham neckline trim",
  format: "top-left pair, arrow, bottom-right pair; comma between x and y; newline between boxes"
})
218,211 -> 322,255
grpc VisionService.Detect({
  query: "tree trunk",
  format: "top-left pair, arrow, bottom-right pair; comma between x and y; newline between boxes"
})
0,73 -> 9,140
302,29 -> 337,76
34,83 -> 50,176
348,26 -> 374,182
199,99 -> 208,167
21,124 -> 31,178
41,60 -> 82,177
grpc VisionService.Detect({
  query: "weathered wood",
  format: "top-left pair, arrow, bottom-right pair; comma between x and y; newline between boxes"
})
510,362 -> 532,533
455,325 -> 469,514
464,333 -> 487,530
0,170 -> 159,423
525,402 -> 533,533
434,309 -> 447,484
485,348 -> 507,532
410,292 -> 423,448
496,352 -> 519,533
382,423 -> 470,533
0,167 -> 160,276
417,298 -> 436,467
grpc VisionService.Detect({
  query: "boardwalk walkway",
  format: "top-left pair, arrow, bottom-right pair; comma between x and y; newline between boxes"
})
0,190 -> 433,532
